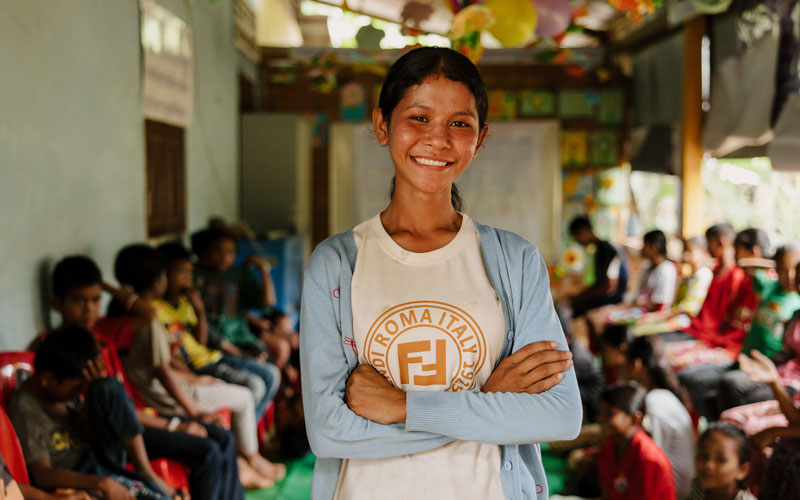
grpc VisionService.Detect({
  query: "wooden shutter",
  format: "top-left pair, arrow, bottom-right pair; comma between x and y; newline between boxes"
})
145,119 -> 186,237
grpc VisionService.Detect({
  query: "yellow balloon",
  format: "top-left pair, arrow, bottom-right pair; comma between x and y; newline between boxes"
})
485,0 -> 538,47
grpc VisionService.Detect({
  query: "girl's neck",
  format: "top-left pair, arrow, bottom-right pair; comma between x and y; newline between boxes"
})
613,427 -> 638,458
140,290 -> 158,301
719,247 -> 736,268
704,483 -> 742,500
383,186 -> 460,233
652,254 -> 667,265
163,291 -> 181,305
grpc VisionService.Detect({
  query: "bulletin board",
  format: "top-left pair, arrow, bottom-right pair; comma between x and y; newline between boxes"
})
329,121 -> 562,263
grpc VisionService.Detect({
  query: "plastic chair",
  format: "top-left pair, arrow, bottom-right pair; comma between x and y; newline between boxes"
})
0,405 -> 29,484
0,351 -> 35,409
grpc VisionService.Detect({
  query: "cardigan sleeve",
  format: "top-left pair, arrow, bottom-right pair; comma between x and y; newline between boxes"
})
299,247 -> 453,460
404,245 -> 583,444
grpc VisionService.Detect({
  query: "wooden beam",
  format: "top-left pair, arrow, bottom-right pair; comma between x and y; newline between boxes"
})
681,16 -> 706,239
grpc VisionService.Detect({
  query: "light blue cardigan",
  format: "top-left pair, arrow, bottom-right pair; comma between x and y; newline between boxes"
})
299,221 -> 582,500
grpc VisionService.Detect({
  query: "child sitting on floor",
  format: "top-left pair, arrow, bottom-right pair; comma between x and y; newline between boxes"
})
689,423 -> 755,500
596,381 -> 677,500
154,241 -> 281,426
8,326 -> 176,500
624,337 -> 695,500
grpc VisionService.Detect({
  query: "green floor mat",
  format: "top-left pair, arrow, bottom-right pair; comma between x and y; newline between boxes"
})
245,453 -> 315,500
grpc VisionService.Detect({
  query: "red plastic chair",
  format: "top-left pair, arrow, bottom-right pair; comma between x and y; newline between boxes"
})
0,351 -> 35,409
0,405 -> 29,485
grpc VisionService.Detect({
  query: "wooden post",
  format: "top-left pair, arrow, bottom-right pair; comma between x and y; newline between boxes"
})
681,16 -> 706,239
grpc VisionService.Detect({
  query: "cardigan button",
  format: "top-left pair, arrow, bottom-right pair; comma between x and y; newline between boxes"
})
504,461 -> 512,471
506,331 -> 513,340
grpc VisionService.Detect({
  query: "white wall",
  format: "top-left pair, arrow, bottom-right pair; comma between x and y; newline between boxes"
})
0,0 -> 241,349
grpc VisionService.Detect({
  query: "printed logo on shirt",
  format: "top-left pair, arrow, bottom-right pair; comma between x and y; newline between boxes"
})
51,432 -> 80,452
363,301 -> 488,392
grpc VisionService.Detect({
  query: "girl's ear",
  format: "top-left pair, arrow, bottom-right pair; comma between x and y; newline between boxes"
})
373,108 -> 389,146
736,461 -> 751,483
632,411 -> 644,427
473,124 -> 489,157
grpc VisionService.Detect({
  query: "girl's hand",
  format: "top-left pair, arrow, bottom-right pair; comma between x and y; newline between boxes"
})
739,350 -> 780,385
482,341 -> 572,394
346,364 -> 406,424
176,420 -> 208,438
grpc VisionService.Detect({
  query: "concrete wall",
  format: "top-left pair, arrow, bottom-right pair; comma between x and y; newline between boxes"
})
0,0 -> 241,349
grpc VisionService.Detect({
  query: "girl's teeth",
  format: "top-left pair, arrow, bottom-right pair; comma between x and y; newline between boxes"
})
415,157 -> 448,166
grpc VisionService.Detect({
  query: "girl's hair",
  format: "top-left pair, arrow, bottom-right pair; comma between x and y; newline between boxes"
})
734,228 -> 771,257
706,223 -> 735,242
626,337 -> 692,408
684,235 -> 707,251
380,47 -> 488,213
774,244 -> 800,262
643,230 -> 668,256
600,381 -> 647,416
601,324 -> 633,349
700,422 -> 750,464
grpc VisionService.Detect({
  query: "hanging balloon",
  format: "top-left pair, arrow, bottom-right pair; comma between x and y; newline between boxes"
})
485,0 -> 538,47
532,0 -> 571,38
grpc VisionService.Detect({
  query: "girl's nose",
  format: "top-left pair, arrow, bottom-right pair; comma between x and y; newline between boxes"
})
425,124 -> 450,148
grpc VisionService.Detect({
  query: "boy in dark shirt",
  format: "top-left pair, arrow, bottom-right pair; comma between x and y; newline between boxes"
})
8,326 -> 171,500
568,216 -> 629,317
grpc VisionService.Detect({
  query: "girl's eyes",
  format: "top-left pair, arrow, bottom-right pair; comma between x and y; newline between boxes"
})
407,116 -> 472,127
410,115 -> 427,122
451,121 -> 471,128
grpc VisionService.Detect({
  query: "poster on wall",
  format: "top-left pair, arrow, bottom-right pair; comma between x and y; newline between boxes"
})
140,0 -> 194,127
562,130 -> 588,167
519,90 -> 556,116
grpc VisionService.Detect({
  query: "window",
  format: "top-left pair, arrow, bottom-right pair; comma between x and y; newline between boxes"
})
145,119 -> 185,237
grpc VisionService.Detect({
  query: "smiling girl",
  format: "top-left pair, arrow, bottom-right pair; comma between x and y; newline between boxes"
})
299,47 -> 582,500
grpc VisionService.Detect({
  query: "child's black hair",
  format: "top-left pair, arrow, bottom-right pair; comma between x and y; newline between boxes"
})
190,228 -> 236,259
600,381 -> 647,416
643,230 -> 668,257
774,244 -> 800,263
34,325 -> 100,381
52,256 -> 102,299
568,216 -> 593,237
734,228 -> 771,257
601,324 -> 633,349
684,235 -> 707,251
378,46 -> 488,129
157,240 -> 192,268
699,422 -> 751,489
626,336 -> 692,408
706,223 -> 735,243
114,244 -> 165,294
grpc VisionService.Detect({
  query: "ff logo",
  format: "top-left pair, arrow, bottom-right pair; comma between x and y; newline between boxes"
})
363,301 -> 487,392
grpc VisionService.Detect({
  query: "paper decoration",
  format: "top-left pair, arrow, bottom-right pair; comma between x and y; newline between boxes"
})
559,90 -> 596,118
590,130 -> 618,166
598,90 -> 624,125
310,112 -> 330,148
488,90 -> 518,120
562,130 -> 588,167
340,81 -> 366,122
450,5 -> 495,63
533,0 -> 571,38
563,169 -> 595,201
595,167 -> 626,205
518,90 -> 556,116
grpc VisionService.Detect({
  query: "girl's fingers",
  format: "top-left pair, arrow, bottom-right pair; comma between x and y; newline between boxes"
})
506,341 -> 558,362
525,373 -> 564,394
515,349 -> 572,374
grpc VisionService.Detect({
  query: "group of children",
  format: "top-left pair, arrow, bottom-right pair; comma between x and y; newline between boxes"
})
557,217 -> 800,499
0,224 -> 302,499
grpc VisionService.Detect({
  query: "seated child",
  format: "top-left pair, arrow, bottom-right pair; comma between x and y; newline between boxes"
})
566,215 -> 629,317
190,228 -> 294,369
674,224 -> 758,356
601,324 -> 634,385
679,245 -> 800,420
110,244 -> 285,485
587,230 -> 678,332
633,236 -> 713,336
624,337 -> 695,500
8,326 -> 174,500
596,382 -> 676,500
154,242 -> 281,422
49,256 -> 245,500
689,423 -> 755,500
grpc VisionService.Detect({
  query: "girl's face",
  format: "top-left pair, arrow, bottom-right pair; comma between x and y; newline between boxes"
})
683,242 -> 707,270
598,401 -> 636,438
373,75 -> 488,202
168,260 -> 194,295
695,431 -> 749,491
151,271 -> 168,299
602,344 -> 627,371
707,237 -> 724,260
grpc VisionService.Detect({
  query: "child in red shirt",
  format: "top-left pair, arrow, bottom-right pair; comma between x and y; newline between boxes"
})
596,382 -> 677,500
